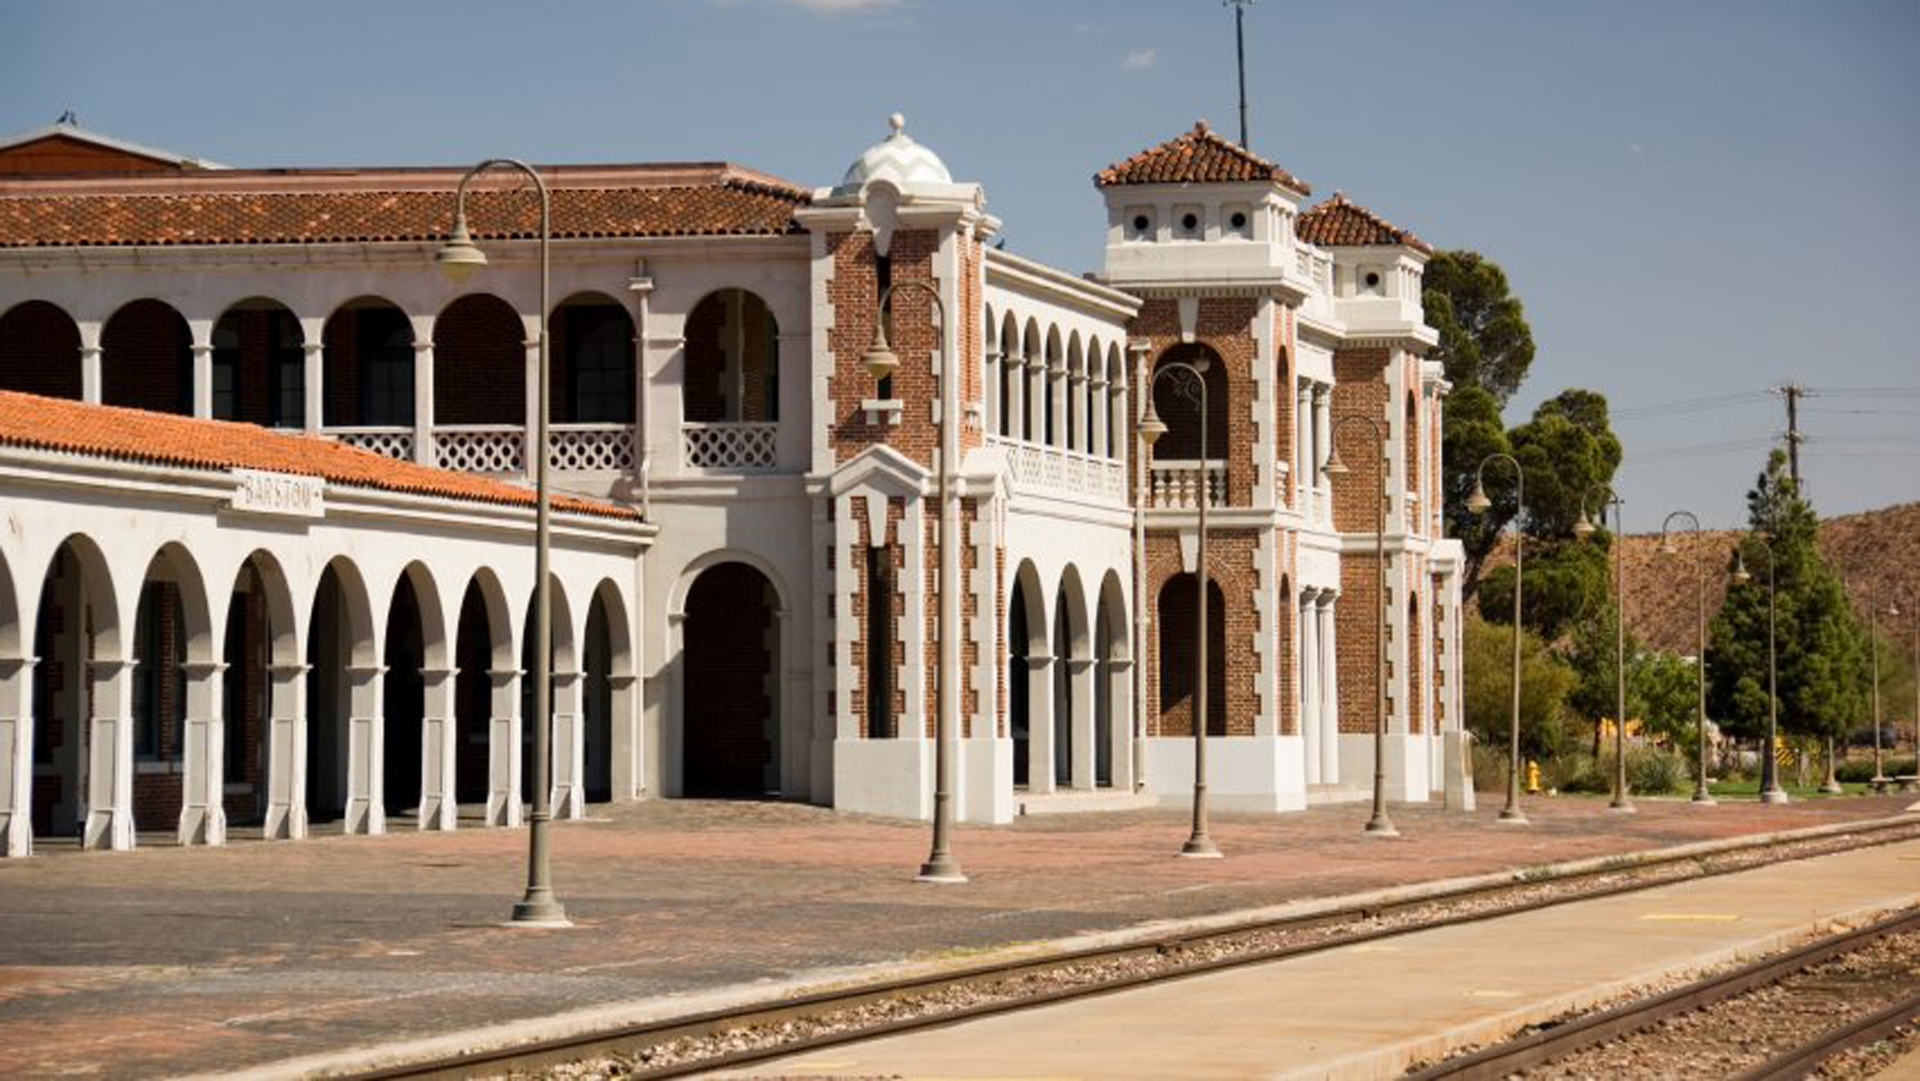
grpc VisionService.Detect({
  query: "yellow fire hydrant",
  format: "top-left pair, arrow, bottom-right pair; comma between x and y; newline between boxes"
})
1526,759 -> 1542,794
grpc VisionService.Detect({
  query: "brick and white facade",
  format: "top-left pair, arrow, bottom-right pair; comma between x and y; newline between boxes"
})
0,116 -> 1463,852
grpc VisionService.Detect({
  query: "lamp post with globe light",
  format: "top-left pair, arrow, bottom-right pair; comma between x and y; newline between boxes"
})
1657,511 -> 1715,804
1138,358 -> 1223,858
433,157 -> 569,926
1466,453 -> 1527,825
1576,487 -> 1634,814
861,280 -> 966,884
1730,538 -> 1788,804
1325,414 -> 1396,838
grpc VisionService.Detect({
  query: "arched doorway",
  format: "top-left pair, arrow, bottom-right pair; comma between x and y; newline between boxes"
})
30,545 -> 92,840
1158,573 -> 1226,737
681,562 -> 778,796
1094,572 -> 1129,789
305,562 -> 372,828
1008,563 -> 1047,788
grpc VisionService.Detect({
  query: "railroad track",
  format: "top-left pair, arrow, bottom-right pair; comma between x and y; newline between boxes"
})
352,815 -> 1920,1081
1406,907 -> 1920,1080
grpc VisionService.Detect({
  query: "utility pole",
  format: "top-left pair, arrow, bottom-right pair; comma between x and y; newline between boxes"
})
1776,382 -> 1804,490
1227,0 -> 1256,148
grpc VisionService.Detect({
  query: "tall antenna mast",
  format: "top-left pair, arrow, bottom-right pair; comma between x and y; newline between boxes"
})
1226,0 -> 1257,148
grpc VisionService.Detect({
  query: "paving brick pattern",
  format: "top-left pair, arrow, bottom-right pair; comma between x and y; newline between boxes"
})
0,795 -> 1910,1077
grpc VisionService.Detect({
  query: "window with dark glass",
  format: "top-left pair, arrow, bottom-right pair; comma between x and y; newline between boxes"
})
566,305 -> 633,423
357,309 -> 414,426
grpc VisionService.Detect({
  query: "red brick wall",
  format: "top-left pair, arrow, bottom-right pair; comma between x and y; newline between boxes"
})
102,299 -> 191,415
1145,531 -> 1261,737
827,229 -> 942,467
213,306 -> 300,426
1129,297 -> 1261,506
0,300 -> 83,399
849,499 -> 906,738
434,294 -> 523,425
1338,553 -> 1383,734
1330,348 -> 1391,533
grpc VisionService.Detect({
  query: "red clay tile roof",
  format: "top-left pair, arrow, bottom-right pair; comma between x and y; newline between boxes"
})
1094,120 -> 1310,193
1295,191 -> 1432,255
0,174 -> 807,248
0,390 -> 640,521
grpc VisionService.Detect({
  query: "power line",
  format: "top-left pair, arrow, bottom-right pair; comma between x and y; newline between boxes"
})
1611,390 -> 1773,420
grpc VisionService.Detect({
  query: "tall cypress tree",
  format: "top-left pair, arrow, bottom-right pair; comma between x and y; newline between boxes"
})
1706,451 -> 1868,745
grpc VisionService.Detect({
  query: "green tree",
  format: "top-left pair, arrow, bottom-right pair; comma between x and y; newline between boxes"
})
1462,609 -> 1575,760
1635,648 -> 1704,757
1443,385 -> 1512,596
1706,451 -> 1868,744
1424,250 -> 1536,405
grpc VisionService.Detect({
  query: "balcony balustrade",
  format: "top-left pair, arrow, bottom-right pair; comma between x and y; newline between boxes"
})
683,421 -> 778,470
990,437 -> 1127,503
1148,460 -> 1227,509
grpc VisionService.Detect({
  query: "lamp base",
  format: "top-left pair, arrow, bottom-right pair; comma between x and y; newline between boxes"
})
508,890 -> 571,928
1363,816 -> 1400,838
916,856 -> 968,884
1691,790 -> 1718,806
1179,834 -> 1223,859
1760,787 -> 1791,805
1496,805 -> 1529,825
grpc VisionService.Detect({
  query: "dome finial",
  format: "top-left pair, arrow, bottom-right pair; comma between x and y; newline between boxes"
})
889,112 -> 905,136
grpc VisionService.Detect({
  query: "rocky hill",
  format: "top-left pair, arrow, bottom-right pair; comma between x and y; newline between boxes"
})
1483,502 -> 1920,656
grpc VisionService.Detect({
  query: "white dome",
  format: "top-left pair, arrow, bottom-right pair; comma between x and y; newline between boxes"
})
838,113 -> 953,192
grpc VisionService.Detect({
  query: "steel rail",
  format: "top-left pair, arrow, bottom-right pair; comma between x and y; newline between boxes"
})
1408,907 -> 1920,1081
1732,991 -> 1920,1081
350,817 -> 1920,1081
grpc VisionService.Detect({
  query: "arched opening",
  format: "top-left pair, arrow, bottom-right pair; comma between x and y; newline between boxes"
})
1021,317 -> 1042,442
0,300 -> 83,400
1008,564 -> 1046,787
221,556 -> 287,828
304,562 -> 367,826
1158,573 -> 1226,737
323,297 -> 414,427
382,574 -> 426,823
554,293 -> 636,425
1065,333 -> 1083,454
1053,570 -> 1090,789
31,544 -> 99,840
102,298 -> 192,415
1150,344 -> 1229,462
1405,393 -> 1420,497
684,289 -> 778,423
1094,573 -> 1129,789
1408,592 -> 1423,735
583,588 -> 617,804
212,298 -> 305,427
433,293 -> 523,426
998,311 -> 1020,439
681,562 -> 778,796
452,577 -> 508,814
1043,326 -> 1062,447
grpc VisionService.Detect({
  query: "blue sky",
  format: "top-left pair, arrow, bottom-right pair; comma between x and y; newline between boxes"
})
5,0 -> 1917,527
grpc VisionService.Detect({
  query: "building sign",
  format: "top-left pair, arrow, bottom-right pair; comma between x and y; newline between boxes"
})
229,469 -> 325,519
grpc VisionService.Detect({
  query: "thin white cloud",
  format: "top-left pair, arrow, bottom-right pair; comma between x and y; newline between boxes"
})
1121,48 -> 1157,71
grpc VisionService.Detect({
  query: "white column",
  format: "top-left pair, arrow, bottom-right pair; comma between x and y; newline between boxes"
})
487,667 -> 523,826
83,659 -> 136,851
79,330 -> 103,404
1104,657 -> 1134,788
522,337 -> 541,482
1068,656 -> 1096,789
303,342 -> 325,432
1318,595 -> 1341,784
413,341 -> 435,466
177,661 -> 227,846
550,669 -> 585,820
1300,591 -> 1321,786
1296,382 -> 1313,507
985,341 -> 1002,438
191,343 -> 215,418
1313,384 -> 1332,516
344,664 -> 385,835
0,657 -> 33,856
1026,653 -> 1054,794
1005,356 -> 1026,440
418,667 -> 457,830
264,662 -> 309,840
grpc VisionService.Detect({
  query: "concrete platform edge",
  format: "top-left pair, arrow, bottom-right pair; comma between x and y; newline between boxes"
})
194,810 -> 1920,1081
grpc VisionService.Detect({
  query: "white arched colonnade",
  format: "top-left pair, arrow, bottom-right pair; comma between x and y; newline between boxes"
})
0,428 -> 647,856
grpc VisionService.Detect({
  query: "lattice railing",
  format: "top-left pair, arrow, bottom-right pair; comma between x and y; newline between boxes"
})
550,425 -> 635,473
332,427 -> 414,462
1148,460 -> 1227,509
996,438 -> 1126,502
434,426 -> 524,475
683,422 -> 777,470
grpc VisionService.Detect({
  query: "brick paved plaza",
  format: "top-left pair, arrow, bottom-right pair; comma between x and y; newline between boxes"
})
0,794 -> 1914,1077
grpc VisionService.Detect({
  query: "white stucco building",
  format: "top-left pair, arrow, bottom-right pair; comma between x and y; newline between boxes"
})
0,115 -> 1463,855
